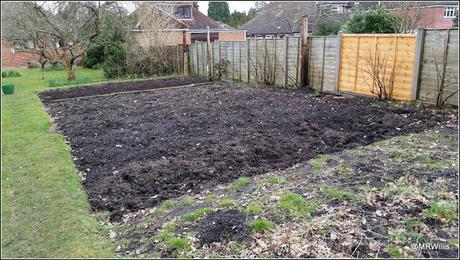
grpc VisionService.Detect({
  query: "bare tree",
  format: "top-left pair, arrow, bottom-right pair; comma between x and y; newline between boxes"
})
388,2 -> 429,33
358,46 -> 400,100
3,1 -> 113,80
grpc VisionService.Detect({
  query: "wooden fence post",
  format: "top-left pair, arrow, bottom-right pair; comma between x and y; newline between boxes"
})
411,29 -> 425,100
300,16 -> 309,87
334,32 -> 343,92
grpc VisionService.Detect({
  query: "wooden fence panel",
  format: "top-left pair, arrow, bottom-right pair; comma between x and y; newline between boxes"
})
418,29 -> 458,106
338,34 -> 416,100
308,36 -> 338,92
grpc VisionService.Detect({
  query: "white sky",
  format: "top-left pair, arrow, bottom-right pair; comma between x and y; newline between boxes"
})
197,1 -> 258,14
121,1 -> 267,15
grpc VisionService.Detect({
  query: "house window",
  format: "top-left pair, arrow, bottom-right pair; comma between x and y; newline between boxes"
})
444,6 -> 458,18
174,5 -> 192,19
13,39 -> 33,50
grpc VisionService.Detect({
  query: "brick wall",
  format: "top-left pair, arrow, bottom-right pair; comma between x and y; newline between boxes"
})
218,31 -> 246,42
1,40 -> 41,68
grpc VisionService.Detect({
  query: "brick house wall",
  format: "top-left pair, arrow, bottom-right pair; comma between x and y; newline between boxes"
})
392,6 -> 457,29
1,40 -> 41,68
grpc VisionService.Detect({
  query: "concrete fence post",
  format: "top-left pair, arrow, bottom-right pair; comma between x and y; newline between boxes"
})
334,32 -> 343,92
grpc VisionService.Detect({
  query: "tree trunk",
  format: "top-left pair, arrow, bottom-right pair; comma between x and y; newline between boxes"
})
64,59 -> 76,81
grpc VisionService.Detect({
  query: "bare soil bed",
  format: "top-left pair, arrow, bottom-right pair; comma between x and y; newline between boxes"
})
39,76 -> 208,102
41,80 -> 455,221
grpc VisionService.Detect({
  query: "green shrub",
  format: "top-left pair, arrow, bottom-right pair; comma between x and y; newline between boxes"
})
2,70 -> 21,78
82,43 -> 106,69
345,5 -> 401,33
102,42 -> 126,79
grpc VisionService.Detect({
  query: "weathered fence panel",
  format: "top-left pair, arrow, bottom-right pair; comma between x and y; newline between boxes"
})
188,30 -> 458,106
189,38 -> 302,87
338,34 -> 417,100
417,29 -> 458,106
308,36 -> 338,92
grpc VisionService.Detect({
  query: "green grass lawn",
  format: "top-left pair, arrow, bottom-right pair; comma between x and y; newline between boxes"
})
1,68 -> 115,258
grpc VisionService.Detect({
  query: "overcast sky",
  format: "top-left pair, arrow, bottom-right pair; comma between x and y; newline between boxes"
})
197,1 -> 258,14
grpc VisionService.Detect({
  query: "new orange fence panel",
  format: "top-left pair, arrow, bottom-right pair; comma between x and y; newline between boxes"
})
338,34 -> 416,100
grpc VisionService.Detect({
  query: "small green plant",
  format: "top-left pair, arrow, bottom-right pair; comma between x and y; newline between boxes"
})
220,198 -> 235,208
182,208 -> 212,222
278,193 -> 317,219
178,196 -> 196,207
247,202 -> 262,214
268,177 -> 287,185
161,199 -> 177,209
323,186 -> 362,202
249,219 -> 274,233
387,244 -> 404,258
426,201 -> 458,223
388,229 -> 427,246
154,207 -> 166,216
204,194 -> 218,205
165,237 -> 191,257
311,154 -> 328,173
404,219 -> 423,230
228,177 -> 250,191
312,91 -> 321,97
157,223 -> 176,241
337,165 -> 351,174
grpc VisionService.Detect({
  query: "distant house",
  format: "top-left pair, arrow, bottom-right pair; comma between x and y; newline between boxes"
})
131,1 -> 246,46
386,2 -> 458,30
1,37 -> 41,68
238,1 -> 371,38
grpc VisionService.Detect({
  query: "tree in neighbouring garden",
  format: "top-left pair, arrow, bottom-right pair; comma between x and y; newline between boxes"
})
313,20 -> 342,36
345,5 -> 401,33
82,3 -> 129,70
228,11 -> 254,28
208,2 -> 230,23
2,1 -> 120,81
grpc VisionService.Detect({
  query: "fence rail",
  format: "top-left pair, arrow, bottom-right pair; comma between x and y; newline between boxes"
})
187,29 -> 458,105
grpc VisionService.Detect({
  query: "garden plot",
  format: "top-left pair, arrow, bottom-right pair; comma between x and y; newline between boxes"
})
41,80 -> 455,222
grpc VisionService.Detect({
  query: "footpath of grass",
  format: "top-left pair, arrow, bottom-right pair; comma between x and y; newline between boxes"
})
1,68 -> 115,258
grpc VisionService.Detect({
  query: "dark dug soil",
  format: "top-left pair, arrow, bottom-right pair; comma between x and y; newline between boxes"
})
196,209 -> 249,246
39,76 -> 208,102
42,81 -> 455,220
